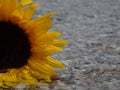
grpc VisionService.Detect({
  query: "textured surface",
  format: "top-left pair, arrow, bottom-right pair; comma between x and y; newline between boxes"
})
2,0 -> 120,90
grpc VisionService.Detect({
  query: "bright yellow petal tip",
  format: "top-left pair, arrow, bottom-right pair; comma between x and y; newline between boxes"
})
0,0 -> 67,88
20,0 -> 33,6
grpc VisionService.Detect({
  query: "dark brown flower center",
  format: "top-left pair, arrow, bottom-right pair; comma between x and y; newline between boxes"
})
0,21 -> 31,72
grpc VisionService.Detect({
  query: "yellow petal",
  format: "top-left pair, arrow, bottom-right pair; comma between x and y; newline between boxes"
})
47,31 -> 61,38
53,40 -> 68,47
20,0 -> 33,6
28,58 -> 57,76
29,21 -> 52,34
23,3 -> 39,20
31,11 -> 56,24
9,0 -> 18,12
24,17 -> 53,33
34,31 -> 60,42
0,0 -> 10,21
30,32 -> 61,44
31,45 -> 62,56
10,5 -> 24,23
29,69 -> 51,82
45,56 -> 65,68
0,0 -> 18,21
23,12 -> 56,33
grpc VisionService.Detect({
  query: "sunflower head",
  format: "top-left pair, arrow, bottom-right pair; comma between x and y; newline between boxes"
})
0,0 -> 67,88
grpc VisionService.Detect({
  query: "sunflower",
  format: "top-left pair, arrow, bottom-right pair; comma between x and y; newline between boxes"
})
0,0 -> 67,88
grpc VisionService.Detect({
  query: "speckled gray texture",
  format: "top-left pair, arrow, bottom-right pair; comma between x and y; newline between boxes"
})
2,0 -> 120,90
34,0 -> 120,90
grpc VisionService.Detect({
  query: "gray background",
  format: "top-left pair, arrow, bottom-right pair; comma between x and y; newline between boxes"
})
10,0 -> 120,90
